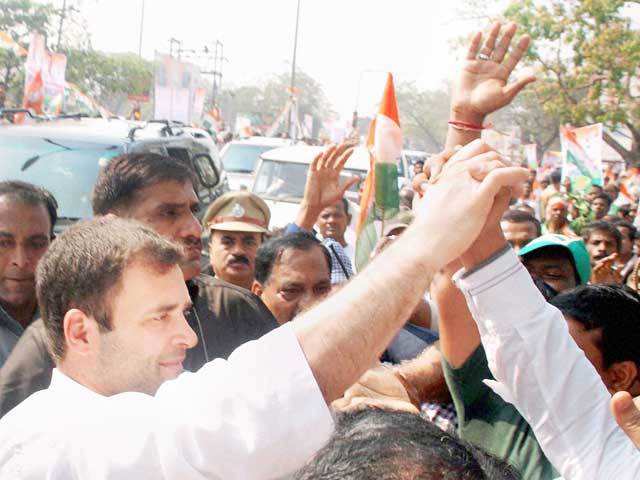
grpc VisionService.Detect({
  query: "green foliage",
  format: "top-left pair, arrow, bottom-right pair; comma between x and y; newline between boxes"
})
64,49 -> 153,102
503,0 -> 640,166
395,81 -> 450,151
223,70 -> 332,127
567,191 -> 593,235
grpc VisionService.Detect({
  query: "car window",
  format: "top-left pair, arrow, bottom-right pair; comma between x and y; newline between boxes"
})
0,135 -> 123,220
252,160 -> 365,201
222,144 -> 276,173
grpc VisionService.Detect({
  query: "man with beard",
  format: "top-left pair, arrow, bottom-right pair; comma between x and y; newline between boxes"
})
203,191 -> 270,291
0,154 -> 277,416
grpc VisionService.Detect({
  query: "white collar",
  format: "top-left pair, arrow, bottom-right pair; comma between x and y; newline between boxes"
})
49,368 -> 107,401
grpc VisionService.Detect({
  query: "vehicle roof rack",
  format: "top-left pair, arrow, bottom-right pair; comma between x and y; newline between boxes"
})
0,108 -> 45,121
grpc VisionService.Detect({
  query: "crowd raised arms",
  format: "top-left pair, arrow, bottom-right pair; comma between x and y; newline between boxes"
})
1,19 -> 640,480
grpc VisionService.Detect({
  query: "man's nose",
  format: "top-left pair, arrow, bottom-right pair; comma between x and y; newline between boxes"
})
181,213 -> 202,241
10,245 -> 29,269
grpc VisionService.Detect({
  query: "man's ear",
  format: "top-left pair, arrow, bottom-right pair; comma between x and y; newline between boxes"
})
607,361 -> 639,393
251,280 -> 264,297
63,308 -> 100,357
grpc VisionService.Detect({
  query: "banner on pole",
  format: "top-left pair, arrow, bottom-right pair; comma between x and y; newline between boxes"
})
560,124 -> 604,192
23,33 -> 67,115
154,53 -> 204,123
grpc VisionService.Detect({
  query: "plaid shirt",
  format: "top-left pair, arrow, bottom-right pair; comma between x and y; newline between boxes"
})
323,238 -> 354,285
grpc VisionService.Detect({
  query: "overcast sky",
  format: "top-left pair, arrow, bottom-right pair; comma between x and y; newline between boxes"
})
52,0 -> 506,119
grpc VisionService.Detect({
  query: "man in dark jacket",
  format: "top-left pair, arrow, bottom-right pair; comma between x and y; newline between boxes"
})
0,153 -> 277,416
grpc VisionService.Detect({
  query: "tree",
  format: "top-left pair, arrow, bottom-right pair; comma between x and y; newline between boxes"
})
504,0 -> 640,166
0,0 -> 55,106
395,82 -> 451,152
64,50 -> 153,108
223,70 -> 333,131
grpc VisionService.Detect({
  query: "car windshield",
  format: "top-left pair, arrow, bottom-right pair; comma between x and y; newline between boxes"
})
222,144 -> 276,173
0,135 -> 123,220
252,159 -> 365,201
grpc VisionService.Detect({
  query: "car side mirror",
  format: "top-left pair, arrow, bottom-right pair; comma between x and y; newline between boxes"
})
192,153 -> 220,188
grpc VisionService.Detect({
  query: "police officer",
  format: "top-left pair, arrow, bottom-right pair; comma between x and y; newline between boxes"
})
203,191 -> 271,290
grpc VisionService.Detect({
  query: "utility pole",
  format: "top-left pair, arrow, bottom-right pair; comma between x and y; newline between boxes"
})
287,0 -> 301,137
138,0 -> 145,57
56,0 -> 68,51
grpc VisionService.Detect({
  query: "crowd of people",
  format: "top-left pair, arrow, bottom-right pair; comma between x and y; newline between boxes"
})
1,20 -> 640,479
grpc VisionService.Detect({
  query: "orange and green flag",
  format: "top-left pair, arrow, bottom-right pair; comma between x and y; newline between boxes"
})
355,73 -> 403,271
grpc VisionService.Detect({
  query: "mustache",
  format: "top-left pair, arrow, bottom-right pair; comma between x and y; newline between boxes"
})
228,254 -> 250,266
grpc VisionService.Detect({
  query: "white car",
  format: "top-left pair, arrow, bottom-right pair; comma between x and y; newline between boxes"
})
251,145 -> 370,244
220,137 -> 292,191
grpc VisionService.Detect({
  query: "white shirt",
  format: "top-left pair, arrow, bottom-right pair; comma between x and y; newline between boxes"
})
0,323 -> 334,479
454,248 -> 640,480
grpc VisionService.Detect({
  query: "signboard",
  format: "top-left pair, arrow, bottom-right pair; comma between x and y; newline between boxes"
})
154,53 -> 204,123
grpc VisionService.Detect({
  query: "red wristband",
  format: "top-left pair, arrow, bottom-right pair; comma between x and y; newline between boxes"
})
448,120 -> 492,132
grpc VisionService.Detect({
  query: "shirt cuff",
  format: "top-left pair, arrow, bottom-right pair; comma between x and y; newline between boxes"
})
453,248 -> 548,333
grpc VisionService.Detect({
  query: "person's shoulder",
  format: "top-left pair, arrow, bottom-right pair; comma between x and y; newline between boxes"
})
193,273 -> 255,299
193,274 -> 275,317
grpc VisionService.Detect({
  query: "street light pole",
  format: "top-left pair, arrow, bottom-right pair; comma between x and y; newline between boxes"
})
287,0 -> 301,137
56,0 -> 68,51
138,0 -> 145,57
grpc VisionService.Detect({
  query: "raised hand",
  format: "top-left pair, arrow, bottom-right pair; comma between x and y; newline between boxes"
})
451,22 -> 536,125
296,142 -> 357,230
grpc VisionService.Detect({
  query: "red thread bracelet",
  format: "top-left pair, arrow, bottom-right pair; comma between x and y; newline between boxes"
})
448,120 -> 492,132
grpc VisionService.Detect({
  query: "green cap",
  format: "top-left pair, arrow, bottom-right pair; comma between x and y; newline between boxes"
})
518,234 -> 591,285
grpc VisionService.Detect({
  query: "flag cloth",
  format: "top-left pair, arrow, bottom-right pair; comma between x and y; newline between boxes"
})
23,70 -> 44,114
0,31 -> 27,56
560,124 -> 604,193
355,73 -> 403,271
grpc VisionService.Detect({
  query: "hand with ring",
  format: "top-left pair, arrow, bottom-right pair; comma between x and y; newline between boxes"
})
451,21 -> 537,126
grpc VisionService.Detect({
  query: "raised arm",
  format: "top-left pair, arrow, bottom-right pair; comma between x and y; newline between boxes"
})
294,142 -> 357,231
294,140 -> 528,402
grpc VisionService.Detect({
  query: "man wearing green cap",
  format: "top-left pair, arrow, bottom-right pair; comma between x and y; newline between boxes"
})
518,234 -> 591,297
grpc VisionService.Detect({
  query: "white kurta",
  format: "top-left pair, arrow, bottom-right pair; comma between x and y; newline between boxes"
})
454,248 -> 640,480
0,323 -> 334,479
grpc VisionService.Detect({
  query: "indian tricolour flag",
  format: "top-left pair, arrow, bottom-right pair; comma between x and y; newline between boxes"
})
354,73 -> 403,271
560,124 -> 604,192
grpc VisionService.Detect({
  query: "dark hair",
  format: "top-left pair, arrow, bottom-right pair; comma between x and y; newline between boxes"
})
550,170 -> 562,184
255,232 -> 332,285
592,193 -> 613,207
295,409 -> 520,480
36,217 -> 183,361
501,209 -> 542,237
551,284 -> 640,369
583,221 -> 622,251
414,160 -> 425,167
611,219 -> 637,241
341,198 -> 350,216
91,153 -> 197,215
0,181 -> 58,237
